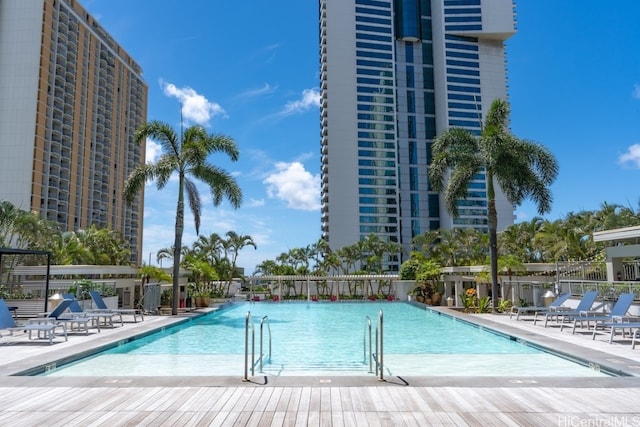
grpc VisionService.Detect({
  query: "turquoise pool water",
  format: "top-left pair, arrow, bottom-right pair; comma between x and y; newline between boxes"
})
43,302 -> 608,377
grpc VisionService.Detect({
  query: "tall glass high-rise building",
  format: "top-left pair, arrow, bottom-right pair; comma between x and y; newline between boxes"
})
0,0 -> 147,264
319,0 -> 516,269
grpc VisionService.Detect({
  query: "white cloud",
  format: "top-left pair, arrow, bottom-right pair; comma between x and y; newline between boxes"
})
236,83 -> 276,99
145,138 -> 162,164
280,88 -> 320,115
633,84 -> 640,99
619,143 -> 640,168
263,162 -> 320,211
246,198 -> 266,208
160,80 -> 227,125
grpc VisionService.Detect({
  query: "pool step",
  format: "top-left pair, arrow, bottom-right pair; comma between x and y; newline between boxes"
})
258,360 -> 371,376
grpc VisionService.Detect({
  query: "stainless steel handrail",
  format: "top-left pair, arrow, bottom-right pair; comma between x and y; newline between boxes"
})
376,309 -> 384,381
243,311 -> 255,381
259,315 -> 271,372
364,315 -> 373,373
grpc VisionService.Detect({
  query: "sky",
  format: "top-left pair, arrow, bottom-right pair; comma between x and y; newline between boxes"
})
81,1 -> 640,273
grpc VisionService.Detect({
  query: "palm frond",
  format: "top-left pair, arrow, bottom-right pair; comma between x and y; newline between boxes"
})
193,164 -> 242,208
123,164 -> 155,203
135,121 -> 179,157
184,178 -> 202,235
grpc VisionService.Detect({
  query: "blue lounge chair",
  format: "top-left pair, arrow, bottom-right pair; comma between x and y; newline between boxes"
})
89,291 -> 143,322
41,298 -> 97,335
537,290 -> 599,327
510,293 -> 570,320
0,298 -> 67,344
62,294 -> 122,329
565,292 -> 635,334
594,320 -> 640,347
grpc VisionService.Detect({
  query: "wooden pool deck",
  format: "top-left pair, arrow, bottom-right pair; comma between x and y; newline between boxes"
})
1,306 -> 640,425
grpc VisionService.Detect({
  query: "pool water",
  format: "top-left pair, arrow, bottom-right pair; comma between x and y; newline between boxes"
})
43,302 -> 609,377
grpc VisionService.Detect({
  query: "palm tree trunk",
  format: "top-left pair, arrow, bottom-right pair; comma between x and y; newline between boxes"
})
172,176 -> 185,316
487,170 -> 499,311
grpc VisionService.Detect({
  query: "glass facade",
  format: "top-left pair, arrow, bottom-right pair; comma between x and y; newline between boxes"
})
320,0 -> 515,269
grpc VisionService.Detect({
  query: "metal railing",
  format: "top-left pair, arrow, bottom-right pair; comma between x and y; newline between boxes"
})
364,310 -> 384,380
558,280 -> 640,300
243,311 -> 255,381
259,316 -> 272,372
243,311 -> 272,381
363,316 -> 373,373
375,310 -> 384,381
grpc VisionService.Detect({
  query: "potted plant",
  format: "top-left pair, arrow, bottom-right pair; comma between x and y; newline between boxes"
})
160,289 -> 172,314
400,252 -> 441,305
416,258 -> 440,305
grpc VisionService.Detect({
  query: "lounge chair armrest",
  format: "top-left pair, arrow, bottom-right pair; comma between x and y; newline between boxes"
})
612,316 -> 640,323
579,310 -> 602,316
25,318 -> 57,325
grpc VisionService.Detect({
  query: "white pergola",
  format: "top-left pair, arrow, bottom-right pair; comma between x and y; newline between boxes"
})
593,225 -> 640,281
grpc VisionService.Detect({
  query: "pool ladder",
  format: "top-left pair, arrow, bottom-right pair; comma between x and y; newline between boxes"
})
364,309 -> 384,380
243,311 -> 272,381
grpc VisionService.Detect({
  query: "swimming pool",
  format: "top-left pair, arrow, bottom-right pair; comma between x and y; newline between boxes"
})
43,302 -> 609,377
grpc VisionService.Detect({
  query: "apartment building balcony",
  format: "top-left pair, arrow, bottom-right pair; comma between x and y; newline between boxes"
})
62,124 -> 72,138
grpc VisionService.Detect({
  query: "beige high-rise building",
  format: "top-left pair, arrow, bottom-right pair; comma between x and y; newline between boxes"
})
0,0 -> 147,263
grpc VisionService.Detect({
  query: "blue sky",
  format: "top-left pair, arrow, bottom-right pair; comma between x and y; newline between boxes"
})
82,1 -> 640,272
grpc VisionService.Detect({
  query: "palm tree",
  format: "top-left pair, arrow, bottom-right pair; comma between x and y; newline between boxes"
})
223,231 -> 256,294
429,98 -> 558,310
124,121 -> 242,315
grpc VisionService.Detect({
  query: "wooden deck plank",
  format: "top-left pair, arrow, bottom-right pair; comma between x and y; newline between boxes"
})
294,410 -> 309,427
125,410 -> 167,426
282,411 -> 298,427
351,411 -> 371,427
192,409 -> 222,427
308,387 -> 321,412
115,387 -> 165,411
194,387 -> 230,413
287,387 -> 303,412
158,409 -> 196,426
227,410 -> 251,426
209,410 -> 232,426
1,383 -> 640,425
345,387 -> 363,412
263,387 -> 282,412
175,386 -> 213,412
256,409 -> 275,427
214,387 -> 243,412
307,410 -> 320,427
298,386 -> 312,412
269,411 -> 287,427
274,387 -> 293,412
250,386 -> 273,413
364,411 -> 383,427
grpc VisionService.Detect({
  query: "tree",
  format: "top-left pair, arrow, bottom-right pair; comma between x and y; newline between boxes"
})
124,121 -> 242,315
429,99 -> 558,310
222,231 -> 256,294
